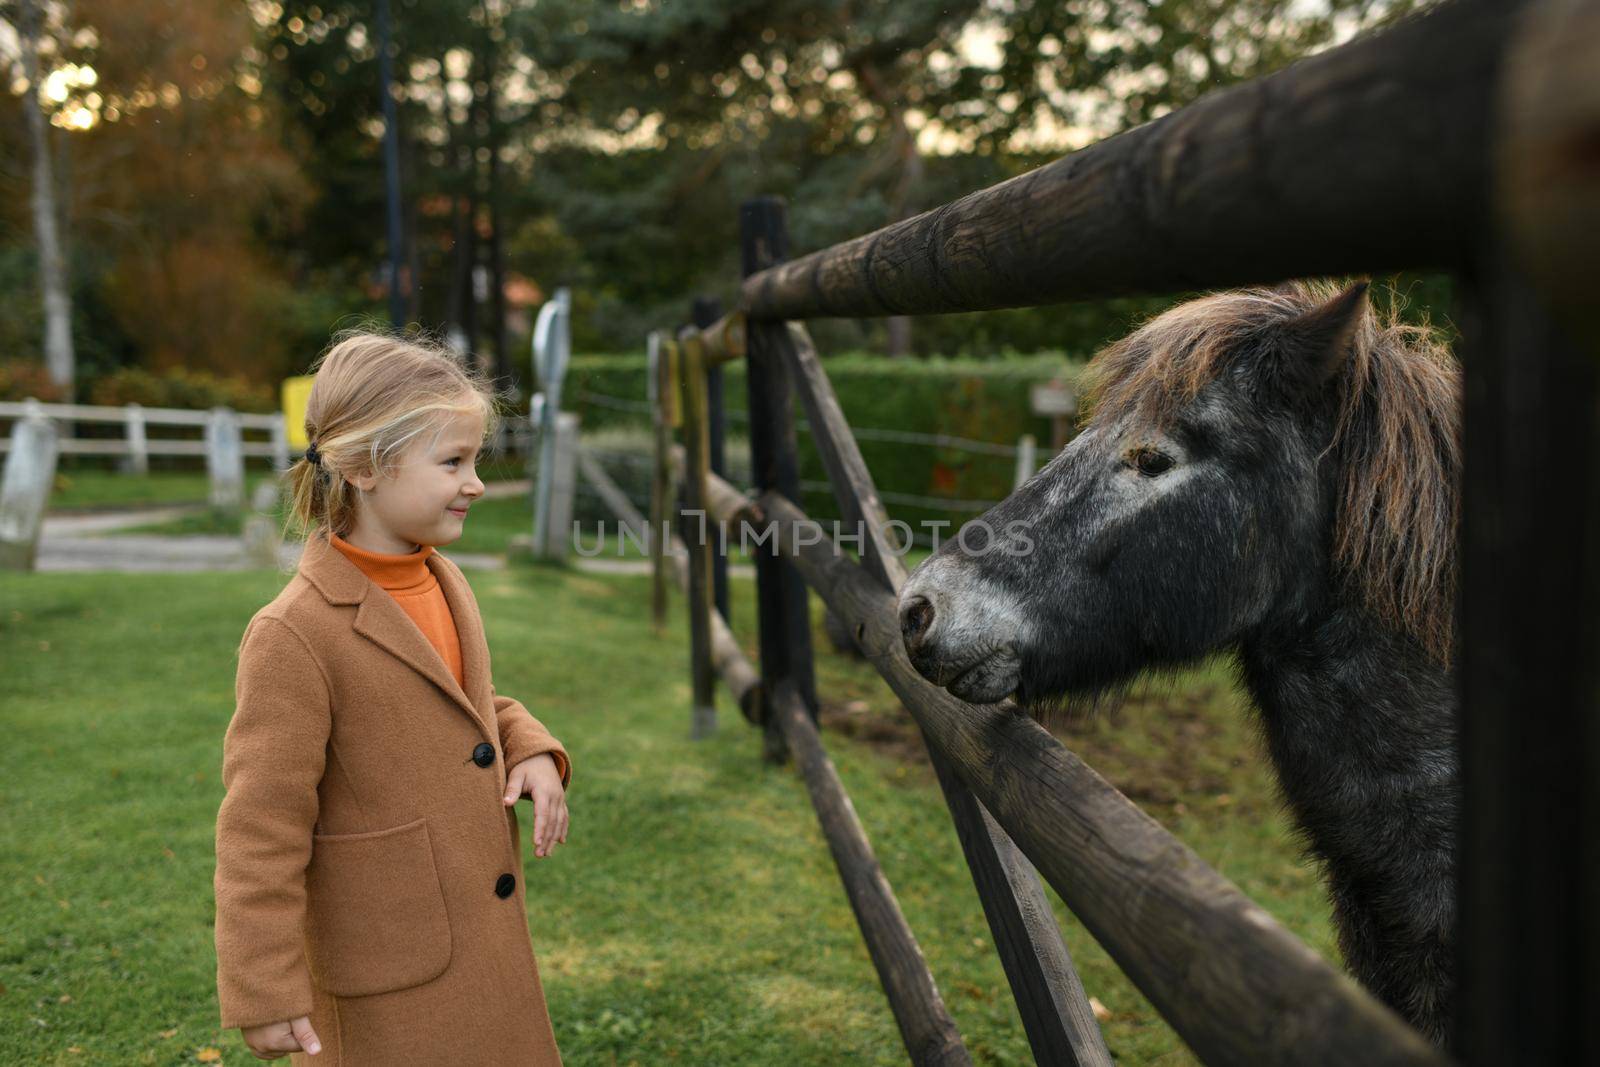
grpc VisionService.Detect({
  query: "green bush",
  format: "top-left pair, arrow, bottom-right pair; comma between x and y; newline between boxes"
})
0,359 -> 70,403
567,351 -> 1082,534
86,366 -> 276,413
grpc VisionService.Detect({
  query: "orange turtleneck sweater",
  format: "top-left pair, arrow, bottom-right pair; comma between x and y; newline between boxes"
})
329,531 -> 465,688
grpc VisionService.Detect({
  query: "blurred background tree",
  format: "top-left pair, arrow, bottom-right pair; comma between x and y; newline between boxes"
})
0,0 -> 1441,399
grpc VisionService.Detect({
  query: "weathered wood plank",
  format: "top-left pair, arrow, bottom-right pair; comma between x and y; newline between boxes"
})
741,0 -> 1525,320
576,448 -> 648,542
775,322 -> 1112,1065
698,310 -> 748,368
1455,248 -> 1600,1064
771,682 -> 972,1067
692,298 -> 732,625
668,445 -> 763,723
702,477 -> 1445,1067
740,197 -> 818,759
678,331 -> 717,740
1495,0 -> 1600,355
648,332 -> 676,630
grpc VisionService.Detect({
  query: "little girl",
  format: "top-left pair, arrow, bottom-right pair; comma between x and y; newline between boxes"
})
214,331 -> 572,1065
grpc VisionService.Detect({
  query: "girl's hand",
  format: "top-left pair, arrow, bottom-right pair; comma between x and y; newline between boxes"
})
504,753 -> 569,859
241,1017 -> 321,1059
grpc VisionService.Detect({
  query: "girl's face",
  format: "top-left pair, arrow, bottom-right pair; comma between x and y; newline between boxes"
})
344,408 -> 487,553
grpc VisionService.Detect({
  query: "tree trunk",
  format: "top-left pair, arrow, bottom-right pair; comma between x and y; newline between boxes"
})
18,0 -> 76,395
485,49 -> 510,390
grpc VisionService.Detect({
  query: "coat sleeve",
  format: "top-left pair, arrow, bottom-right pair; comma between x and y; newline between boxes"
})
214,615 -> 331,1030
493,683 -> 571,790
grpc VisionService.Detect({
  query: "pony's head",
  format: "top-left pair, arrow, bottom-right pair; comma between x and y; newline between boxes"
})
897,280 -> 1460,711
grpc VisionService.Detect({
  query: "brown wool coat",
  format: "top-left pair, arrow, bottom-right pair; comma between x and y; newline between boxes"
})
215,529 -> 571,1066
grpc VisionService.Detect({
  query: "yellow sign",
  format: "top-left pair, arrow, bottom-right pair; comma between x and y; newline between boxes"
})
281,375 -> 314,449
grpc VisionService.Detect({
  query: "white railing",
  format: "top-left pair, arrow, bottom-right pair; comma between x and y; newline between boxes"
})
0,398 -> 534,474
0,399 -> 291,473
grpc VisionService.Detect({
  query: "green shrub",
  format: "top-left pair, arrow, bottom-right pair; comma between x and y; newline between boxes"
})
0,359 -> 69,403
566,351 -> 1082,534
86,366 -> 276,413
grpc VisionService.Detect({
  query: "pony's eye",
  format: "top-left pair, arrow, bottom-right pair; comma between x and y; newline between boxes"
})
1131,448 -> 1174,476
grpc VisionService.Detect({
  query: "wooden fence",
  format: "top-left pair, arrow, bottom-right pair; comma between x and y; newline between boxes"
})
652,0 -> 1598,1063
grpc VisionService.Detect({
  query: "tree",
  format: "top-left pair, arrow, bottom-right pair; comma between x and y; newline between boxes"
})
11,0 -> 76,393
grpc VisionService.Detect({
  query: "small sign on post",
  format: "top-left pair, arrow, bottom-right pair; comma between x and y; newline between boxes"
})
1029,380 -> 1078,452
281,375 -> 314,453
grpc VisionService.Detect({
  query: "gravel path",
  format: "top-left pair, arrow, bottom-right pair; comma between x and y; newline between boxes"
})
29,496 -> 666,576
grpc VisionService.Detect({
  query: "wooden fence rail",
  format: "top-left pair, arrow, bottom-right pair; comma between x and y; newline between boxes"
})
740,0 -> 1525,321
656,0 -> 1599,1061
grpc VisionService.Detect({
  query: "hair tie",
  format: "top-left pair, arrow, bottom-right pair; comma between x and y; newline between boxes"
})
305,440 -> 322,467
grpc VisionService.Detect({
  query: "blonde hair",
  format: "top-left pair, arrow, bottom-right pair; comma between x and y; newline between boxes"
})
284,327 -> 509,542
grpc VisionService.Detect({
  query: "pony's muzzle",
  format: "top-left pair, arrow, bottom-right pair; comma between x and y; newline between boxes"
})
898,584 -> 1022,704
900,594 -> 936,652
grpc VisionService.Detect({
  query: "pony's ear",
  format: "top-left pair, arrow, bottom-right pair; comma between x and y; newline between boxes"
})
1274,280 -> 1369,395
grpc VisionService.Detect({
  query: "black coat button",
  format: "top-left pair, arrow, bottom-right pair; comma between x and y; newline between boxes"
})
494,873 -> 516,899
472,742 -> 495,768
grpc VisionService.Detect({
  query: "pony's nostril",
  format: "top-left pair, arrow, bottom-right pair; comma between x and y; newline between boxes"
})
900,594 -> 935,648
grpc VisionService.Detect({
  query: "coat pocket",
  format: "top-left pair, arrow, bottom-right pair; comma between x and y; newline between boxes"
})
304,817 -> 452,997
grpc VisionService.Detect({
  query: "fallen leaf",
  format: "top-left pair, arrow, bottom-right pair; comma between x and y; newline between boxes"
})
159,1028 -> 178,1038
196,1047 -> 222,1062
1090,996 -> 1112,1022
58,994 -> 72,1003
67,1047 -> 82,1054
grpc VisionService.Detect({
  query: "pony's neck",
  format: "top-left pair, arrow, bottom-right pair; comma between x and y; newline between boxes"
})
1235,600 -> 1458,1029
1237,603 -> 1457,854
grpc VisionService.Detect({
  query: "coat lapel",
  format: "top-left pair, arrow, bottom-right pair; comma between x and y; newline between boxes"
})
298,530 -> 493,740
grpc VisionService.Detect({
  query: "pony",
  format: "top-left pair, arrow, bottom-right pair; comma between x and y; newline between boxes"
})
897,280 -> 1461,1046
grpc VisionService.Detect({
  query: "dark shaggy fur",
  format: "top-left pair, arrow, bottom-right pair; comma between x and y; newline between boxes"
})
898,280 -> 1461,1046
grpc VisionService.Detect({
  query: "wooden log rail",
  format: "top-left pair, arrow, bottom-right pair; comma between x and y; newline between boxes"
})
666,0 -> 1600,1059
702,472 -> 1447,1067
673,449 -> 976,1066
739,0 -> 1527,320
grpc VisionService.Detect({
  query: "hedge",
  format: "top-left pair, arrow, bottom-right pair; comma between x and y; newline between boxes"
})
565,350 -> 1084,537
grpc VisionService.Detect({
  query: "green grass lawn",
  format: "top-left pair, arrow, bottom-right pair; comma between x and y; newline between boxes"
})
0,557 -> 1334,1066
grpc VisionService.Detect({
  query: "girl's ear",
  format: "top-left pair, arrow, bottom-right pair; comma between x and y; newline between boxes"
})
345,465 -> 379,493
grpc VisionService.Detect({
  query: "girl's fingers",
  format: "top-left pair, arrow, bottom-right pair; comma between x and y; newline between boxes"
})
289,1017 -> 322,1056
503,767 -> 524,805
532,797 -> 548,856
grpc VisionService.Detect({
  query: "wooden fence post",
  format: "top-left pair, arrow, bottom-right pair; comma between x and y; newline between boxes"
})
740,196 -> 817,757
0,411 -> 59,571
1012,433 -> 1037,490
693,295 -> 731,624
648,332 -> 679,630
124,403 -> 149,476
679,331 -> 718,739
206,406 -> 245,513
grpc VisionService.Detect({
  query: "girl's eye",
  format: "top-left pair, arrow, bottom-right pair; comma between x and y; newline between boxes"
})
1130,447 -> 1174,476
444,458 -> 460,468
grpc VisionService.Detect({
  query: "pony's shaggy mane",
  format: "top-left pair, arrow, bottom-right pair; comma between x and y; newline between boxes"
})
1081,280 -> 1462,664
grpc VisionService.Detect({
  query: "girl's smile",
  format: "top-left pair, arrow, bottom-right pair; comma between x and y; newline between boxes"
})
343,407 -> 486,553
